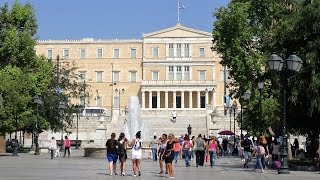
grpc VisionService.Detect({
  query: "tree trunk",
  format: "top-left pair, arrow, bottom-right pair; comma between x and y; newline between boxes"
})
287,134 -> 293,160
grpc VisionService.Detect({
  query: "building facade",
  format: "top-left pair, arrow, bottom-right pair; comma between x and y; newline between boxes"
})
36,24 -> 226,111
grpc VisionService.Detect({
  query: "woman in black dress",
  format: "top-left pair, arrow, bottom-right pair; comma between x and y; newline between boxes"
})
165,133 -> 175,178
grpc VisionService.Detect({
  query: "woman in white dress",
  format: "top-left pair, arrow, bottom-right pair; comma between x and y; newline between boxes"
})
130,131 -> 142,177
49,137 -> 57,159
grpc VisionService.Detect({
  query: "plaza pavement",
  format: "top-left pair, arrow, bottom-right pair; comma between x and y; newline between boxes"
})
0,149 -> 319,180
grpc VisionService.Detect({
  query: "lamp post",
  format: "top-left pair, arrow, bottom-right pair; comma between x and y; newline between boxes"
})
115,88 -> 125,116
33,95 -> 42,155
59,101 -> 66,149
75,105 -> 83,149
241,90 -> 251,137
268,54 -> 303,174
229,106 -> 232,131
232,101 -> 238,155
258,81 -> 264,134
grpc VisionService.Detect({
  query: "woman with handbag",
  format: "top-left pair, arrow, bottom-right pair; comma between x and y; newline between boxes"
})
165,133 -> 175,178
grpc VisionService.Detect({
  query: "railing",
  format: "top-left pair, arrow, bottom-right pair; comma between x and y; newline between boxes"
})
141,80 -> 215,85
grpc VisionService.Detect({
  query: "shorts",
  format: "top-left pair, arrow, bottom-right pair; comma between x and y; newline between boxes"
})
244,151 -> 251,160
106,153 -> 118,163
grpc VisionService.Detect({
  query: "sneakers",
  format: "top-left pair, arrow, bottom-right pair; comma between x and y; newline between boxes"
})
133,174 -> 137,177
121,173 -> 126,176
138,171 -> 141,176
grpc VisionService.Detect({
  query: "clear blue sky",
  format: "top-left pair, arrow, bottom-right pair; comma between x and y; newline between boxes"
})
3,0 -> 230,39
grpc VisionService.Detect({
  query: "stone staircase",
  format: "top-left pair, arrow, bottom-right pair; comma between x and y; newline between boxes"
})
110,112 -> 207,141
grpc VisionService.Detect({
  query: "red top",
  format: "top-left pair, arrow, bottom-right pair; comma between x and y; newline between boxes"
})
174,142 -> 180,152
64,139 -> 71,148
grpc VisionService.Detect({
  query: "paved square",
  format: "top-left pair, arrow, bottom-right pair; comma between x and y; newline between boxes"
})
0,150 -> 318,180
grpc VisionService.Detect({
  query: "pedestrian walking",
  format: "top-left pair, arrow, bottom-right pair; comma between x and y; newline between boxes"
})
241,135 -> 253,168
118,132 -> 128,176
149,135 -> 158,162
187,124 -> 192,136
208,136 -> 217,167
165,133 -> 175,178
182,135 -> 192,167
63,136 -> 71,158
195,134 -> 206,167
252,142 -> 265,173
158,134 -> 168,174
130,131 -> 143,177
106,133 -> 121,176
173,138 -> 181,164
49,137 -> 57,159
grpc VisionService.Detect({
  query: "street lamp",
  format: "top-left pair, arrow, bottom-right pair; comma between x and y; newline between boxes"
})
59,101 -> 66,149
232,101 -> 238,155
33,95 -> 42,155
241,90 -> 251,137
75,105 -> 83,149
258,81 -> 264,134
115,88 -> 125,116
268,54 -> 302,174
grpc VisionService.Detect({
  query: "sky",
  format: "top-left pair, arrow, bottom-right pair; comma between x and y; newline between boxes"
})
2,0 -> 230,40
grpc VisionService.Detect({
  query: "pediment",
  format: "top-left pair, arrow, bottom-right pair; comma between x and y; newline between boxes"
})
143,23 -> 212,38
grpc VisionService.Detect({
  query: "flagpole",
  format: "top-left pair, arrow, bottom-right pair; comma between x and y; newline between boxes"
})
177,0 -> 180,23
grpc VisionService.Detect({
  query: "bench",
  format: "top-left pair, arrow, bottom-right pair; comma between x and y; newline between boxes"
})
56,140 -> 82,147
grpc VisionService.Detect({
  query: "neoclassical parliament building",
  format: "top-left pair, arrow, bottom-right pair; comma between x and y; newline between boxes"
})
35,24 -> 233,138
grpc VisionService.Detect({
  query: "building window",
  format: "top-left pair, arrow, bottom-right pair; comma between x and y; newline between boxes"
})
176,44 -> 182,58
47,49 -> 53,59
96,71 -> 103,82
168,43 -> 174,58
130,71 -> 136,82
199,48 -> 205,57
152,71 -> 159,81
97,48 -> 103,58
80,48 -> 86,59
63,49 -> 70,59
113,49 -> 120,58
113,71 -> 119,82
184,66 -> 190,80
199,71 -> 206,81
96,96 -> 102,107
79,71 -> 86,82
130,48 -> 136,58
168,66 -> 174,80
152,47 -> 159,58
184,44 -> 189,57
176,66 -> 182,80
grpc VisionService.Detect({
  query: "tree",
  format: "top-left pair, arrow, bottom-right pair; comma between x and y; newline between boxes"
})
213,0 -> 320,158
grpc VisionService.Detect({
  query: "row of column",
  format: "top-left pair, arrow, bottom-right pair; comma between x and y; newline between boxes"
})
141,90 -> 211,109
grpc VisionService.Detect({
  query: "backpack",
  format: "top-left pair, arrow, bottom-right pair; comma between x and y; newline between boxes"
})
133,139 -> 142,150
183,140 -> 191,150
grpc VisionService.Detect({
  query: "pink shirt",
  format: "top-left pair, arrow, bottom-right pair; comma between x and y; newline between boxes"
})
64,139 -> 71,148
174,142 -> 180,152
210,141 -> 217,151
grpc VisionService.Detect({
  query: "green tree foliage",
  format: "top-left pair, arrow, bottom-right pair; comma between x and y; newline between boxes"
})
0,1 -> 85,137
213,0 -> 320,157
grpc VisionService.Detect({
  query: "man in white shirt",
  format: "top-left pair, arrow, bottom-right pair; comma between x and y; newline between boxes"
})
171,110 -> 177,122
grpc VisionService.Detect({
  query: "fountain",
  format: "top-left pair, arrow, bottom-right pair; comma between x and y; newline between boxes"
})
123,96 -> 149,141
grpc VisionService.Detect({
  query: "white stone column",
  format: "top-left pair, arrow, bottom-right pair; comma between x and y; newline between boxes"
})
142,91 -> 145,108
165,91 -> 169,109
205,90 -> 209,106
173,91 -> 176,109
181,91 -> 185,108
189,91 -> 192,108
197,91 -> 201,108
157,91 -> 160,109
149,91 -> 152,109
